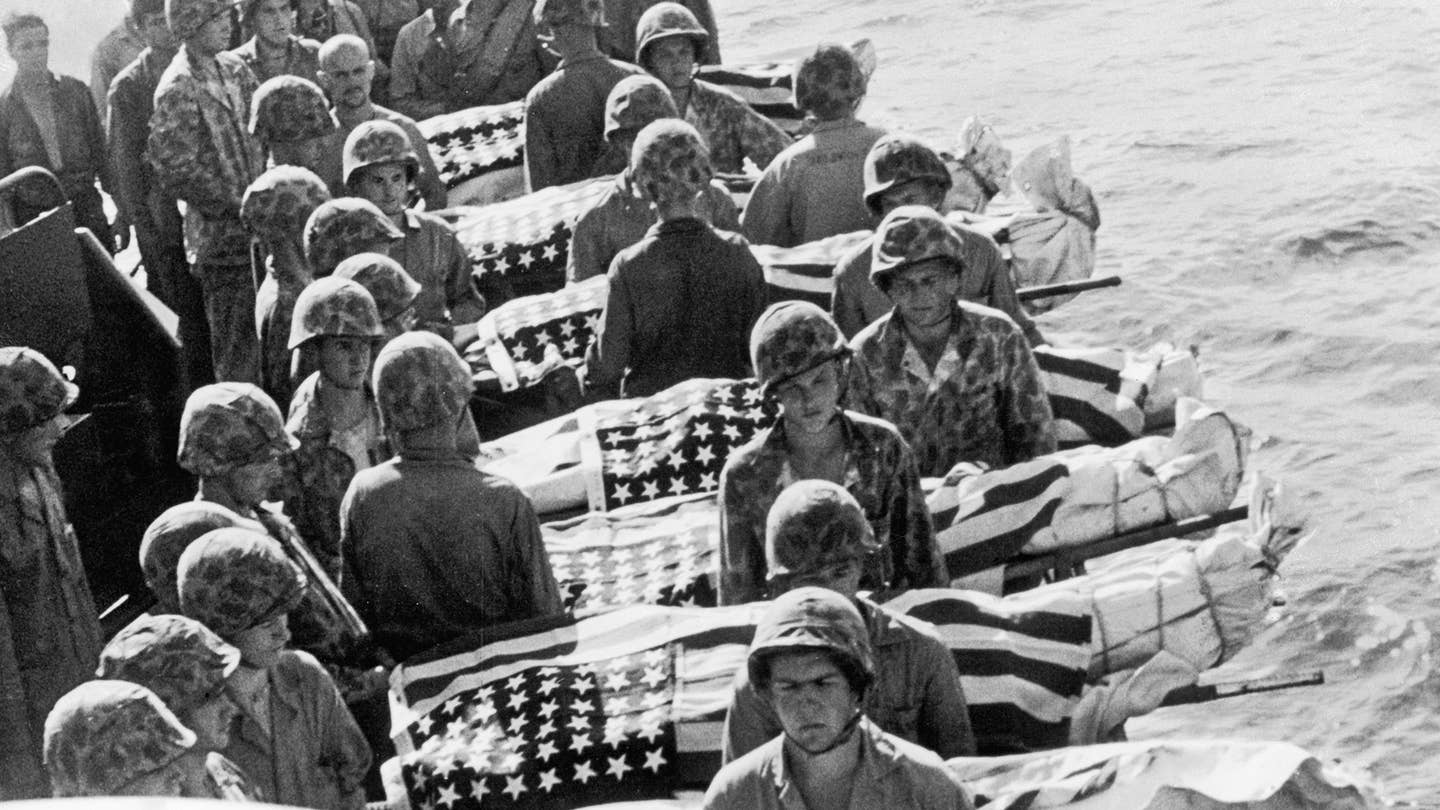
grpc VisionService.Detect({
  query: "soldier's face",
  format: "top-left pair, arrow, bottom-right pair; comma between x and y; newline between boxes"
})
766,651 -> 861,753
318,335 -> 374,390
775,360 -> 841,435
232,613 -> 290,669
5,24 -> 48,75
252,0 -> 295,46
353,163 -> 410,216
887,258 -> 960,329
189,688 -> 242,749
137,11 -> 179,51
646,37 -> 695,91
193,9 -> 234,56
319,48 -> 374,109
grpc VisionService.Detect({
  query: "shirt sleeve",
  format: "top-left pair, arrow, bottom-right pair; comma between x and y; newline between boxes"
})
719,673 -> 780,764
704,182 -> 741,232
582,257 -> 632,399
566,199 -> 609,284
831,253 -> 870,339
148,85 -> 240,219
522,92 -> 558,192
399,117 -> 449,212
106,79 -> 150,231
888,437 -> 948,590
311,656 -> 374,810
1000,328 -> 1058,464
734,103 -> 792,173
915,635 -> 976,758
388,27 -> 446,121
441,225 -> 484,323
716,460 -> 765,606
738,160 -> 794,247
843,341 -> 882,420
505,486 -> 565,618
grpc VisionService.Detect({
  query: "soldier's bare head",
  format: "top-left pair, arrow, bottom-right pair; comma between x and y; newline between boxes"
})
318,34 -> 373,110
2,12 -> 47,75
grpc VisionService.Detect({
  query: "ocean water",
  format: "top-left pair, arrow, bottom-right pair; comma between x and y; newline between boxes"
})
11,0 -> 1440,802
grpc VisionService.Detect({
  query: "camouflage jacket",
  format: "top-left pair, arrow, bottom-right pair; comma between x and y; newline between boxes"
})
717,409 -> 946,606
683,79 -> 792,175
149,45 -> 265,266
846,300 -> 1057,476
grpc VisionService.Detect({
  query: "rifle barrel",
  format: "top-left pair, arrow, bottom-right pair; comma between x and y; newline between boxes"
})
1017,275 -> 1122,301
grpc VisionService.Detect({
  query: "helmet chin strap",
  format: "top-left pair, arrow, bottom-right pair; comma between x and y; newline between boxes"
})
785,708 -> 863,756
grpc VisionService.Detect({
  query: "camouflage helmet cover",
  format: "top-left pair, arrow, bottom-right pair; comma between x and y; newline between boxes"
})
604,75 -> 679,141
533,0 -> 605,28
177,527 -> 307,640
749,301 -> 848,396
870,204 -> 966,289
630,119 -> 713,206
249,75 -> 338,145
634,2 -> 708,65
342,119 -> 419,188
863,133 -> 954,216
138,501 -> 249,612
177,382 -> 299,476
746,586 -> 875,694
288,277 -> 384,349
241,165 -> 332,242
97,614 -> 242,716
792,42 -> 867,120
333,252 -> 422,322
373,331 -> 474,433
765,479 -> 878,581
304,197 -> 404,277
166,0 -> 234,41
0,346 -> 78,435
43,680 -> 197,797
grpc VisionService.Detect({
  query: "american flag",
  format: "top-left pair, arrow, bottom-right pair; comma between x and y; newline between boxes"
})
470,277 -> 609,392
417,101 -> 526,190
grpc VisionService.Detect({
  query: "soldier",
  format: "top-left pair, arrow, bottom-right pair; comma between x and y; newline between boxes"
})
43,681 -> 197,798
353,0 -> 421,64
568,74 -> 739,283
108,0 -> 213,389
847,206 -> 1056,476
297,0 -> 379,55
177,527 -> 371,809
832,134 -> 1043,344
341,332 -> 563,662
0,12 -> 117,250
718,302 -> 946,606
228,0 -> 323,84
634,3 -> 790,174
741,43 -> 886,247
90,4 -> 146,117
0,347 -> 102,799
343,120 -> 484,349
316,34 -> 446,211
149,0 -> 267,384
334,251 -> 422,340
388,0 -> 550,121
304,196 -> 405,278
722,481 -> 974,762
705,587 -> 975,809
97,614 -> 262,800
249,75 -> 340,185
281,278 -> 387,587
523,0 -> 647,191
585,120 -> 765,398
600,0 -> 718,65
139,501 -> 249,614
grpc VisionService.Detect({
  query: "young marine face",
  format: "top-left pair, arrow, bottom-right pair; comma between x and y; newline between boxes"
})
646,37 -> 696,91
766,650 -> 862,753
318,335 -> 374,390
231,613 -> 291,669
252,0 -> 296,47
775,360 -> 842,435
193,8 -> 235,56
887,257 -> 961,330
5,24 -> 49,75
188,688 -> 243,750
352,163 -> 410,217
137,10 -> 180,51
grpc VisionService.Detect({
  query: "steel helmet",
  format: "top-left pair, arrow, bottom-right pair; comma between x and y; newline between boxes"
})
288,277 -> 384,349
250,75 -> 338,146
342,119 -> 420,189
96,614 -> 242,716
43,680 -> 197,797
862,134 -> 953,216
177,527 -> 308,640
746,586 -> 874,697
373,331 -> 474,433
765,479 -> 879,584
634,2 -> 708,67
166,0 -> 232,41
869,204 -> 966,291
533,0 -> 606,28
304,197 -> 404,277
749,301 -> 848,397
792,42 -> 867,121
241,165 -> 332,243
177,382 -> 299,476
0,346 -> 77,435
333,252 -> 422,323
630,119 -> 713,206
604,74 -> 679,141
138,501 -> 249,613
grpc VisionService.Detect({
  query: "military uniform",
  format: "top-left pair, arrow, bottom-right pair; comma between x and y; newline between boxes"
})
227,35 -> 323,85
602,0 -> 720,64
90,19 -> 145,118
524,54 -> 648,191
43,681 -> 196,798
353,0 -> 421,63
387,209 -> 484,338
683,80 -> 791,174
718,410 -> 945,605
323,103 -> 448,211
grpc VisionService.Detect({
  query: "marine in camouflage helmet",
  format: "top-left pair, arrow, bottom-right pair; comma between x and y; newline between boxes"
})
240,165 -> 332,244
166,0 -> 233,41
304,197 -> 404,278
288,277 -> 383,350
533,0 -> 606,28
869,204 -> 966,291
746,586 -> 875,696
139,502 -> 249,613
749,301 -> 849,397
342,119 -> 419,188
0,346 -> 78,435
604,75 -> 679,141
792,42 -> 867,121
43,680 -> 197,797
250,75 -> 338,146
373,331 -> 474,434
177,527 -> 307,640
96,614 -> 241,716
333,252 -> 422,324
177,382 -> 299,477
631,119 -> 713,206
634,2 -> 708,66
863,134 -> 953,216
765,479 -> 879,586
